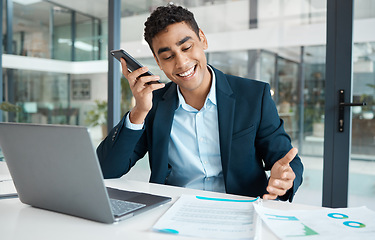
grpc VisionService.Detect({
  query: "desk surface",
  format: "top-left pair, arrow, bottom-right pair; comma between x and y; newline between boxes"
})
0,162 -> 319,240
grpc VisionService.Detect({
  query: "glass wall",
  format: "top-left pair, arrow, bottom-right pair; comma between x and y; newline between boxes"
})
2,1 -> 109,147
349,0 -> 375,209
1,67 -> 108,145
276,56 -> 300,140
11,1 -> 51,57
118,0 -> 330,191
12,69 -> 70,124
351,42 -> 375,158
6,1 -> 105,61
1,0 -> 375,208
208,51 -> 251,78
52,6 -> 73,61
303,46 -> 326,154
53,9 -> 104,61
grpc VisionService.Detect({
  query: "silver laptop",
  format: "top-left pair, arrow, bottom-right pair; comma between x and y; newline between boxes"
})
0,122 -> 171,223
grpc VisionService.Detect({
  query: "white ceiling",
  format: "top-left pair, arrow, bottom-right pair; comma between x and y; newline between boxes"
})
8,0 -> 230,32
49,0 -> 108,18
47,0 -> 228,19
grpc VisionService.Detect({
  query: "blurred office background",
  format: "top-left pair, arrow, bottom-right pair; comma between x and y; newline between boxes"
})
1,0 -> 374,209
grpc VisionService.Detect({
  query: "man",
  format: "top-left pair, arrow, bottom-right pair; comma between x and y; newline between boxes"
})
97,4 -> 303,201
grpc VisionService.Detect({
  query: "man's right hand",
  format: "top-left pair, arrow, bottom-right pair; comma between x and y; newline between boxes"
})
121,58 -> 165,124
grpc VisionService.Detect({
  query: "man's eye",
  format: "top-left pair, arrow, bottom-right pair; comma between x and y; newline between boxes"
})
183,45 -> 192,51
164,55 -> 173,60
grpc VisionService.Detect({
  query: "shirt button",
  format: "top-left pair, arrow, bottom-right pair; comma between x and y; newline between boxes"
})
197,112 -> 201,117
199,137 -> 204,142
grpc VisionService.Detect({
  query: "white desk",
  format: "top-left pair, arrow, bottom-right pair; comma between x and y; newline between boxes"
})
0,162 -> 320,240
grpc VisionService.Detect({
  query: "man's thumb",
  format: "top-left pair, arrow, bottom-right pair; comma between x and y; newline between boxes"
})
279,147 -> 298,165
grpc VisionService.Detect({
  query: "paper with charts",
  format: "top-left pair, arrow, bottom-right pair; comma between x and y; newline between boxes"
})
254,204 -> 375,240
152,194 -> 259,239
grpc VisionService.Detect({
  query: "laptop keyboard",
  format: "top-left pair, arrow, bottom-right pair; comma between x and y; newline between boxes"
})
109,198 -> 146,216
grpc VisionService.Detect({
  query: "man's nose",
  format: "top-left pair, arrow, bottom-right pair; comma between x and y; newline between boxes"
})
175,52 -> 189,68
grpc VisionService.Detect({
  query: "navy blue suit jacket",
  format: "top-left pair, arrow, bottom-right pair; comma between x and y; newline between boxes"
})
97,66 -> 303,201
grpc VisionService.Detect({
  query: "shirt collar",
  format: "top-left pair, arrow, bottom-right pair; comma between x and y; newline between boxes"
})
176,66 -> 217,111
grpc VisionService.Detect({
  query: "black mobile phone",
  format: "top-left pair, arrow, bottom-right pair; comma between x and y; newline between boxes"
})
110,49 -> 161,84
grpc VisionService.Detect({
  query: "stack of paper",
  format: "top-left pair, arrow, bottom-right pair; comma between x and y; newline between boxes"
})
153,194 -> 259,239
0,173 -> 18,198
154,194 -> 375,240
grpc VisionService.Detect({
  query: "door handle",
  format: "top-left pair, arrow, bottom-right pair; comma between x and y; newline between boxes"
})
338,89 -> 366,132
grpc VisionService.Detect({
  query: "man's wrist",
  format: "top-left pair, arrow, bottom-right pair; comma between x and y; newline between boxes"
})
125,112 -> 144,130
129,107 -> 148,124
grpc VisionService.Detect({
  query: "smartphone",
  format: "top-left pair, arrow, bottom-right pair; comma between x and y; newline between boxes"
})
110,49 -> 161,84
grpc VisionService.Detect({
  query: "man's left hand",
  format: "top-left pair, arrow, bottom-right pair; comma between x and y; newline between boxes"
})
262,148 -> 298,200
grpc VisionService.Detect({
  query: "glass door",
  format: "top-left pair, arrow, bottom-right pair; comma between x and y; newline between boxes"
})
323,0 -> 375,210
348,1 -> 375,210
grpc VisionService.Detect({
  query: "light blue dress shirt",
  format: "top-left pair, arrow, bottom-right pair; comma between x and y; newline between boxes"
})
125,66 -> 225,193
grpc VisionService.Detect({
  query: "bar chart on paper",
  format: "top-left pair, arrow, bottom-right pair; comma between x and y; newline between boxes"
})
261,213 -> 319,237
254,204 -> 375,240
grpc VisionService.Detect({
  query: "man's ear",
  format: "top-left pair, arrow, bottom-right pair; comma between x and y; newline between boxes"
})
199,29 -> 208,50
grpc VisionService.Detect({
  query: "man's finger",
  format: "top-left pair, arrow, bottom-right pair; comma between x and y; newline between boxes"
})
279,147 -> 298,165
269,177 -> 294,190
120,58 -> 129,75
266,185 -> 287,197
262,193 -> 278,200
280,169 -> 296,180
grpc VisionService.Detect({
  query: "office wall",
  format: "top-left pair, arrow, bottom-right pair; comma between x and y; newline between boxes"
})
1,0 -> 375,210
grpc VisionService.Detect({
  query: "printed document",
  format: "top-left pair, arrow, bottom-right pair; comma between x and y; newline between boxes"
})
0,177 -> 17,198
254,204 -> 375,240
0,163 -> 17,198
153,194 -> 259,239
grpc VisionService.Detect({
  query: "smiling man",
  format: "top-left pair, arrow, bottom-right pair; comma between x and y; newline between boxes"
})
97,4 -> 303,201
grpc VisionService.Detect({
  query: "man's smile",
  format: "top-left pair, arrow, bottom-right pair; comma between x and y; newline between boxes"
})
177,65 -> 196,78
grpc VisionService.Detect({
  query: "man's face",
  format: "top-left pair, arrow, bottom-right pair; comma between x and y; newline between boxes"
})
152,22 -> 210,95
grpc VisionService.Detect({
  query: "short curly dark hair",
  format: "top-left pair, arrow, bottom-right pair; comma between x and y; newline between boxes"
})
144,4 -> 200,53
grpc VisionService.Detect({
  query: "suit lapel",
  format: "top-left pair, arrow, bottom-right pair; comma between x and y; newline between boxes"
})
213,67 -> 236,184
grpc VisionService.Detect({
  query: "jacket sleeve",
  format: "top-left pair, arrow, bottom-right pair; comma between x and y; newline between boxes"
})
96,113 -> 148,179
255,83 -> 304,202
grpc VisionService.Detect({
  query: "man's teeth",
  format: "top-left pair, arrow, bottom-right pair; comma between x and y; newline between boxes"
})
178,66 -> 195,77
